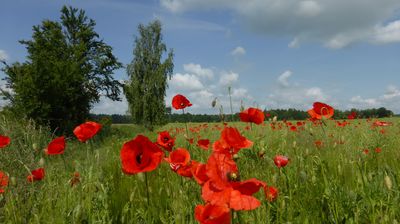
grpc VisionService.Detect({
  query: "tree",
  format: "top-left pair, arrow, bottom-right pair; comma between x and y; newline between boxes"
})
124,20 -> 174,130
0,6 -> 122,134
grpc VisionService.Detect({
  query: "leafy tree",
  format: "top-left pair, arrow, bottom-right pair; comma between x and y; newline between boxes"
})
124,20 -> 174,130
0,6 -> 122,134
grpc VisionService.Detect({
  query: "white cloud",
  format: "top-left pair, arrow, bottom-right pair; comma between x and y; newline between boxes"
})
231,46 -> 246,56
348,85 -> 400,112
264,70 -> 331,110
183,63 -> 214,79
297,1 -> 322,17
170,73 -> 204,91
161,0 -> 400,48
91,95 -> 129,115
219,71 -> 239,86
277,70 -> 292,87
0,50 -> 9,61
372,20 -> 400,44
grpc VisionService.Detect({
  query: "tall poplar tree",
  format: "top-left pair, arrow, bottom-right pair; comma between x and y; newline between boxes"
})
0,6 -> 122,134
124,20 -> 174,130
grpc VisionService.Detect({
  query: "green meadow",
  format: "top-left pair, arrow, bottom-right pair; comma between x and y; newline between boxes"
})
1,114 -> 400,223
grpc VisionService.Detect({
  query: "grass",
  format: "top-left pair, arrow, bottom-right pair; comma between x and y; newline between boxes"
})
1,115 -> 400,223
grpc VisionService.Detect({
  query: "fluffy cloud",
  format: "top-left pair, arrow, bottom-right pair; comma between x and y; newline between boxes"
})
348,85 -> 400,112
167,64 -> 252,113
277,70 -> 292,87
265,70 -> 331,110
170,73 -> 204,91
91,96 -> 129,114
231,46 -> 246,56
219,71 -> 239,86
161,0 -> 400,48
183,63 -> 214,79
0,50 -> 9,61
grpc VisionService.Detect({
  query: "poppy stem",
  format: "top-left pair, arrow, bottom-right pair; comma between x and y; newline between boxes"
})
144,172 -> 150,206
182,109 -> 190,147
61,154 -> 67,171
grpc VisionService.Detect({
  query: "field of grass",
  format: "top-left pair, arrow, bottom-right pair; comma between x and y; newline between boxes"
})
1,115 -> 400,223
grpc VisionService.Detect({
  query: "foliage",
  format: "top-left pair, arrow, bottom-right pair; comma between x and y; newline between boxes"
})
124,20 -> 174,130
0,6 -> 122,134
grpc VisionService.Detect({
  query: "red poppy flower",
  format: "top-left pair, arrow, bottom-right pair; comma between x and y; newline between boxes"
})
202,153 -> 266,211
375,147 -> 382,153
273,155 -> 289,168
156,131 -> 175,152
290,126 -> 297,132
45,136 -> 66,155
0,171 -> 8,194
172,94 -> 192,110
27,168 -> 45,182
176,160 -> 195,178
164,148 -> 191,171
120,135 -> 164,175
213,127 -> 253,156
0,135 -> 11,148
239,107 -> 265,125
348,111 -> 357,120
73,121 -> 102,142
192,161 -> 209,186
307,102 -> 334,120
197,139 -> 210,150
264,186 -> 278,202
372,121 -> 392,127
195,203 -> 230,224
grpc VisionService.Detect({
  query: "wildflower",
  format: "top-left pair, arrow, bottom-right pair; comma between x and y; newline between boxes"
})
120,135 -> 164,174
73,121 -> 102,142
172,94 -> 192,110
45,136 -> 66,155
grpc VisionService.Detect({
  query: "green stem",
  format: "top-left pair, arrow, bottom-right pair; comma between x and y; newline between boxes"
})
145,172 -> 150,206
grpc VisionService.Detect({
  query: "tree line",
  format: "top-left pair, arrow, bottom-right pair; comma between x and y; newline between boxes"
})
90,107 -> 394,124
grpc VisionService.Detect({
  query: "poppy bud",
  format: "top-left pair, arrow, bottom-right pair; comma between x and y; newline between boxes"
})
258,149 -> 266,158
211,97 -> 217,108
38,158 -> 45,166
232,154 -> 240,161
384,175 -> 392,190
272,116 -> 277,122
292,141 -> 297,148
32,143 -> 38,151
10,176 -> 16,186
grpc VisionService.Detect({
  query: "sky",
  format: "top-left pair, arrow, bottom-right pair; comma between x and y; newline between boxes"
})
1,0 -> 400,114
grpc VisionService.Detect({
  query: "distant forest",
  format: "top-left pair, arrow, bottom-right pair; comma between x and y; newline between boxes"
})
91,107 -> 394,124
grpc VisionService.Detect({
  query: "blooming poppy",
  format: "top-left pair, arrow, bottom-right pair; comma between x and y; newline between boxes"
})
264,186 -> 278,202
73,121 -> 102,142
192,161 -> 209,186
348,111 -> 357,120
0,171 -> 8,193
172,94 -> 192,110
273,155 -> 289,168
45,136 -> 66,155
202,153 -> 266,211
375,147 -> 382,153
27,168 -> 45,182
120,135 -> 164,175
176,160 -> 195,178
197,139 -> 210,150
164,148 -> 191,171
195,203 -> 230,224
213,127 -> 252,156
239,107 -> 265,125
0,135 -> 11,148
307,102 -> 334,120
156,131 -> 175,152
372,121 -> 392,127
290,126 -> 297,132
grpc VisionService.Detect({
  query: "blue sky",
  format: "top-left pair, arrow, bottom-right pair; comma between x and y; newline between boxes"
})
1,0 -> 400,114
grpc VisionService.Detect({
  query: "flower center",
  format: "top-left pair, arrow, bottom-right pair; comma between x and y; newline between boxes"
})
136,153 -> 143,164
